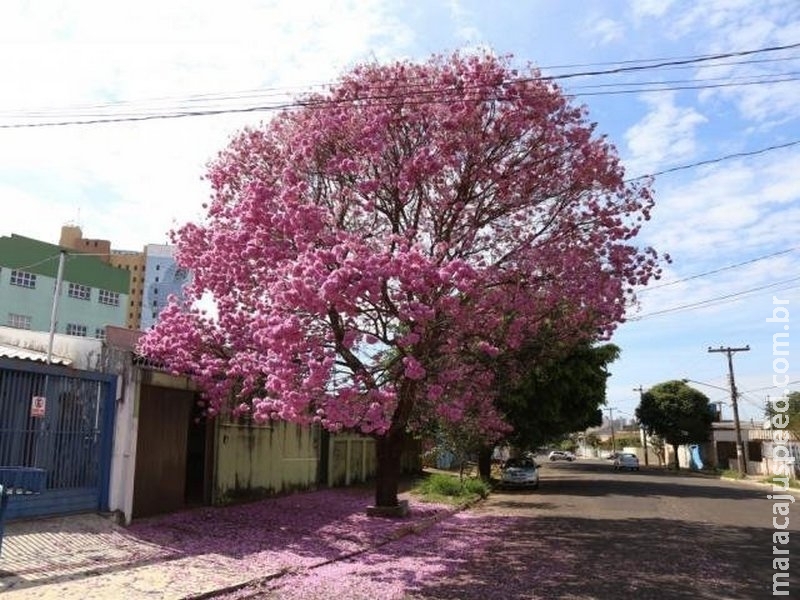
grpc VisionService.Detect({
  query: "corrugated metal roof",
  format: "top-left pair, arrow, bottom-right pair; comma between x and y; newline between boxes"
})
0,342 -> 72,366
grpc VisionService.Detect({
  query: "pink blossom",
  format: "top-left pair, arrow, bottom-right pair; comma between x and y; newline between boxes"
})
138,52 -> 665,507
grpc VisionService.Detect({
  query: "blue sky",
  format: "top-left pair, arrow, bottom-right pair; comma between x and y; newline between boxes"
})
0,0 -> 798,422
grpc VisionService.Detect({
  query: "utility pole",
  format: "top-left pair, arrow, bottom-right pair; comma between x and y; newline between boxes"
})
46,250 -> 67,365
708,345 -> 750,475
604,407 -> 617,453
634,385 -> 648,466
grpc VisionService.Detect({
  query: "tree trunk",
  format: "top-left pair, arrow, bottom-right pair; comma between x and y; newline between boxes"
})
478,446 -> 492,482
671,443 -> 680,470
374,429 -> 406,507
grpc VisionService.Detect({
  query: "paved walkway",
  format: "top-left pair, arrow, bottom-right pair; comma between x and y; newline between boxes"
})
0,487 -> 457,599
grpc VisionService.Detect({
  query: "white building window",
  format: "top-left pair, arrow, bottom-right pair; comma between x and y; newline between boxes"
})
66,323 -> 87,337
98,289 -> 120,306
68,282 -> 92,300
10,270 -> 36,288
7,313 -> 32,329
94,328 -> 106,341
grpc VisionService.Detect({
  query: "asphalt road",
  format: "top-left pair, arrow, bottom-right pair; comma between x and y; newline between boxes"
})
233,459 -> 800,600
464,458 -> 800,599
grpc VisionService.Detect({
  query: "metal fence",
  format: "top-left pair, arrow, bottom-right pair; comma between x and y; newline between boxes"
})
0,358 -> 115,520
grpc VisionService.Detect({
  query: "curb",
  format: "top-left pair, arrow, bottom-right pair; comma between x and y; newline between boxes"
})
720,475 -> 800,492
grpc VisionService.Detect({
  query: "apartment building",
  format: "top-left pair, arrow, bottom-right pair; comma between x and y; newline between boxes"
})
60,225 -> 147,329
0,234 -> 129,338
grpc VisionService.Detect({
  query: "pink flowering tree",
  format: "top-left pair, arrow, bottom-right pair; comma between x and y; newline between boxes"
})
140,53 -> 663,509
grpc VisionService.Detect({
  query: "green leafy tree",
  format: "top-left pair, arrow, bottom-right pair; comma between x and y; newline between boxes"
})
501,343 -> 619,450
464,342 -> 618,480
766,391 -> 800,442
636,380 -> 713,469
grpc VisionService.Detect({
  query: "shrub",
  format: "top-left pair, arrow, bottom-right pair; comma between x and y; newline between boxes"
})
414,473 -> 489,502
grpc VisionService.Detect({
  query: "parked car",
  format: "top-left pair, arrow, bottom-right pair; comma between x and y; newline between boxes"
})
499,457 -> 540,489
548,450 -> 576,462
613,453 -> 640,471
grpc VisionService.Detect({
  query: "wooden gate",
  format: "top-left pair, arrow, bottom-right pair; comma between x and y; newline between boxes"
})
0,358 -> 115,520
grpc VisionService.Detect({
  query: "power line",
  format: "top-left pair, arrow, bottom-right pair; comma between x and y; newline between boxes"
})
630,276 -> 800,320
638,247 -> 799,292
2,48 -> 795,119
540,54 -> 800,72
567,71 -> 800,91
570,74 -> 800,97
0,43 -> 797,129
626,139 -> 800,181
538,42 -> 800,77
2,73 -> 797,129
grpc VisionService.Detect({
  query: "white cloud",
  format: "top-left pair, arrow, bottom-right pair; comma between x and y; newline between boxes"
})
624,92 -> 707,176
643,150 -> 800,260
0,0 -> 413,249
589,17 -> 625,45
445,0 -> 483,43
633,0 -> 800,126
630,0 -> 676,19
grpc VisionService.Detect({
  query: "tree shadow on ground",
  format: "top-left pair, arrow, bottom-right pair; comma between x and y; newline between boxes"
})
363,513 -> 797,600
536,462 -> 766,502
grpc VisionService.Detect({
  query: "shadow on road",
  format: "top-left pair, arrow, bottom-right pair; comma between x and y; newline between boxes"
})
381,513 -> 795,600
534,461 -> 766,501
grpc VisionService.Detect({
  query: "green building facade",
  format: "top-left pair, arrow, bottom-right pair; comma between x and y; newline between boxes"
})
0,234 -> 129,338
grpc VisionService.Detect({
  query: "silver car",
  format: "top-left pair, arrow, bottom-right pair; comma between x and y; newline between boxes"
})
499,458 -> 540,489
548,450 -> 575,462
613,453 -> 640,471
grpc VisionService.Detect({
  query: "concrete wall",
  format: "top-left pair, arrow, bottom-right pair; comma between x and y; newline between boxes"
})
329,435 -> 376,486
108,365 -> 140,524
213,420 -> 320,504
622,446 -> 662,466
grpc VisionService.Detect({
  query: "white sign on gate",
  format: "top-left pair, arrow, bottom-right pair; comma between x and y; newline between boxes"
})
30,396 -> 46,418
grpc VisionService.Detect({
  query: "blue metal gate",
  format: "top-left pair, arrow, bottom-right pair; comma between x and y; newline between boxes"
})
0,358 -> 116,520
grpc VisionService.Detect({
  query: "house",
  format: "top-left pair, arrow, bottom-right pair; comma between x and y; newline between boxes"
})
663,420 -> 799,476
1,315 -> 419,524
103,326 -> 418,524
0,234 -> 129,338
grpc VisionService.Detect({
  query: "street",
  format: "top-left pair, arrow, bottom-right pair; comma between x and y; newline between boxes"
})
467,459 -> 799,599
233,459 -> 800,599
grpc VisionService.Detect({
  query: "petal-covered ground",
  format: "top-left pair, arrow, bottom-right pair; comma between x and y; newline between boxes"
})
217,511 -> 509,600
126,486 -> 454,586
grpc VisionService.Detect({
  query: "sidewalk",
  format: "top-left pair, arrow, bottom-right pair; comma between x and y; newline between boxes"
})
0,487 -> 457,599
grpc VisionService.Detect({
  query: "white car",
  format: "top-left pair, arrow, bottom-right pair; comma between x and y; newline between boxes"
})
548,450 -> 575,462
499,457 -> 540,489
613,453 -> 640,471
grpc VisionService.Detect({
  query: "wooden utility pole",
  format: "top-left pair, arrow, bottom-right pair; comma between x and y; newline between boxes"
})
634,385 -> 648,466
604,407 -> 617,453
708,345 -> 750,475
